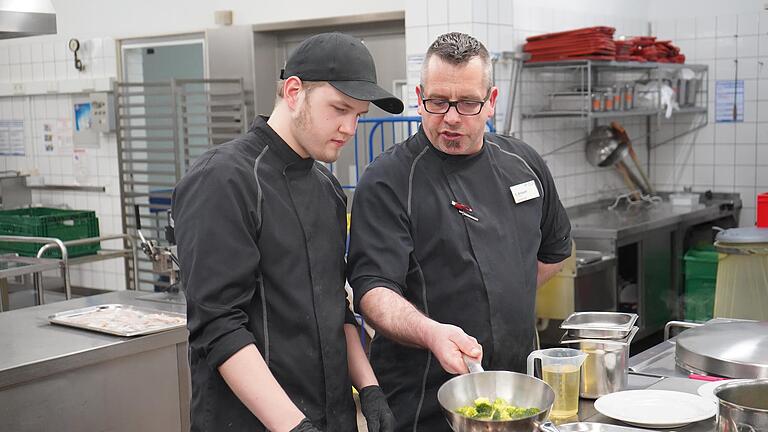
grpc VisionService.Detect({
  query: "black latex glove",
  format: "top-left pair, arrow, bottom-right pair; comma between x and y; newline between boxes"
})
359,385 -> 395,432
289,418 -> 321,432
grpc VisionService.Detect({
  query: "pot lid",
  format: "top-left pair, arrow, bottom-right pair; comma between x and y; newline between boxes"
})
715,227 -> 768,244
675,321 -> 768,379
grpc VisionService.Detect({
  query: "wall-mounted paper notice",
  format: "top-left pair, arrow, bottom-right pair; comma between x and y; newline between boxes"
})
715,80 -> 744,123
41,119 -> 74,154
0,120 -> 24,156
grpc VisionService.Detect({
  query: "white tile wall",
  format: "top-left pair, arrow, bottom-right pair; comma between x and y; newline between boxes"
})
406,1 -> 767,223
650,9 -> 767,227
0,35 -> 125,290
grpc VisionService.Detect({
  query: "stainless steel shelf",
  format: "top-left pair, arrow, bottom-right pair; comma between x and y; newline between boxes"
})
0,234 -> 139,310
0,255 -> 61,279
519,59 -> 709,140
522,59 -> 709,72
523,108 -> 661,119
67,248 -> 133,266
674,106 -> 708,115
26,184 -> 106,192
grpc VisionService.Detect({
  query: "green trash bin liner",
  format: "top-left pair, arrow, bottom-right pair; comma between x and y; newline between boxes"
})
683,248 -> 719,322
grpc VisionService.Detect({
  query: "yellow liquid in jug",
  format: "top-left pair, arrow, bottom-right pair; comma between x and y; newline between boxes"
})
542,364 -> 581,418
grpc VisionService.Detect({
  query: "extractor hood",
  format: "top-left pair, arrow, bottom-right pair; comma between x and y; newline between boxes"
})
0,0 -> 57,39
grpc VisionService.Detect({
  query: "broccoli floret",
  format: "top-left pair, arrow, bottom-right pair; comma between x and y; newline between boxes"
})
455,406 -> 478,417
474,398 -> 493,416
493,397 -> 509,409
454,397 -> 540,421
523,407 -> 541,417
474,397 -> 491,406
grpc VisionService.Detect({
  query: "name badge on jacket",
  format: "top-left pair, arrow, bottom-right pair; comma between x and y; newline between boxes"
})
509,180 -> 540,203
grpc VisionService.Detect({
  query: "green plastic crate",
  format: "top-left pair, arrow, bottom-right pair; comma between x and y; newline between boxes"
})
0,207 -> 100,258
683,248 -> 719,321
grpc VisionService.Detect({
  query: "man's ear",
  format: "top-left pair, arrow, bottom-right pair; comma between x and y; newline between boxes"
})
415,85 -> 424,116
282,76 -> 303,110
486,86 -> 499,118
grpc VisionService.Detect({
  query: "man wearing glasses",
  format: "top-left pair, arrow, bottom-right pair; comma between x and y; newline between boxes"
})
346,32 -> 571,430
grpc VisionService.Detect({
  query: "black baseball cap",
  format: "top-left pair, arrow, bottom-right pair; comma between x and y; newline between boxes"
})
280,32 -> 404,114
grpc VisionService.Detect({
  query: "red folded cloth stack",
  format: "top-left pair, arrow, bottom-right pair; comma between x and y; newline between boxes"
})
524,26 -> 616,62
653,40 -> 685,63
615,37 -> 685,63
615,38 -> 649,62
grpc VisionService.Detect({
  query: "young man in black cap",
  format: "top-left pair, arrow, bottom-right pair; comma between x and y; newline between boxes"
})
173,32 -> 403,432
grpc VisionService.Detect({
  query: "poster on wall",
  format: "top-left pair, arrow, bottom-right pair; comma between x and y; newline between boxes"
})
406,54 -> 424,112
72,96 -> 100,148
715,80 -> 744,123
72,148 -> 91,185
0,120 -> 25,156
74,103 -> 92,131
41,119 -> 74,154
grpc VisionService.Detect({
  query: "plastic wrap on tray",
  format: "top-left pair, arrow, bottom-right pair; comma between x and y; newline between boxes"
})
49,304 -> 186,336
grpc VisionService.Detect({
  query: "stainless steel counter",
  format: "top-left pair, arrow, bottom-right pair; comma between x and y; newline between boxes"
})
563,323 -> 754,432
563,192 -> 741,340
569,374 -> 716,431
0,291 -> 190,432
567,193 -> 740,243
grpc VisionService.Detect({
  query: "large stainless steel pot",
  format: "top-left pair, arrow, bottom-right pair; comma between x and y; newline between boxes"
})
437,363 -> 559,432
714,379 -> 768,432
560,327 -> 638,399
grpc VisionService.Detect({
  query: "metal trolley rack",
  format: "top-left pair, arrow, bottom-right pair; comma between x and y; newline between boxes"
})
0,234 -> 138,311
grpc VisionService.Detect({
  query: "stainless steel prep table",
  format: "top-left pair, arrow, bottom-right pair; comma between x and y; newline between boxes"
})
0,254 -> 61,311
565,192 -> 740,339
0,290 -> 190,432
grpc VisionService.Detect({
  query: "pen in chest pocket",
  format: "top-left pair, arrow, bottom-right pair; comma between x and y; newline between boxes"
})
451,200 -> 479,222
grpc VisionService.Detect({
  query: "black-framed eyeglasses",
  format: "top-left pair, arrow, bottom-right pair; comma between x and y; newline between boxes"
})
420,87 -> 491,116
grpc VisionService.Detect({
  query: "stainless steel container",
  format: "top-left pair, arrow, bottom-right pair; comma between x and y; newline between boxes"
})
623,84 -> 634,110
612,86 -> 621,111
591,93 -> 604,112
560,312 -> 638,339
603,88 -> 615,111
714,379 -> 768,432
684,78 -> 700,107
560,326 -> 638,399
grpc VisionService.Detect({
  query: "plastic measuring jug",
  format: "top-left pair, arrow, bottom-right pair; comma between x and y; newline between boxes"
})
527,347 -> 587,418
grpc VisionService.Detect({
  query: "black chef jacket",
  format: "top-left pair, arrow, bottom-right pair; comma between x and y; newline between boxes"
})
173,116 -> 357,432
347,128 -> 571,431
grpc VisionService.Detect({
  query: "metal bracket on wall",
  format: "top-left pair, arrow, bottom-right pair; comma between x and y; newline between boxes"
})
493,51 -> 530,137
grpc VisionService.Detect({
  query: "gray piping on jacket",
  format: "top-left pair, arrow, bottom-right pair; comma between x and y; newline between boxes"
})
253,146 -> 270,230
252,145 -> 269,363
407,146 -> 431,217
314,164 -> 346,208
412,266 -> 431,431
487,140 -> 544,200
258,276 -> 269,364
